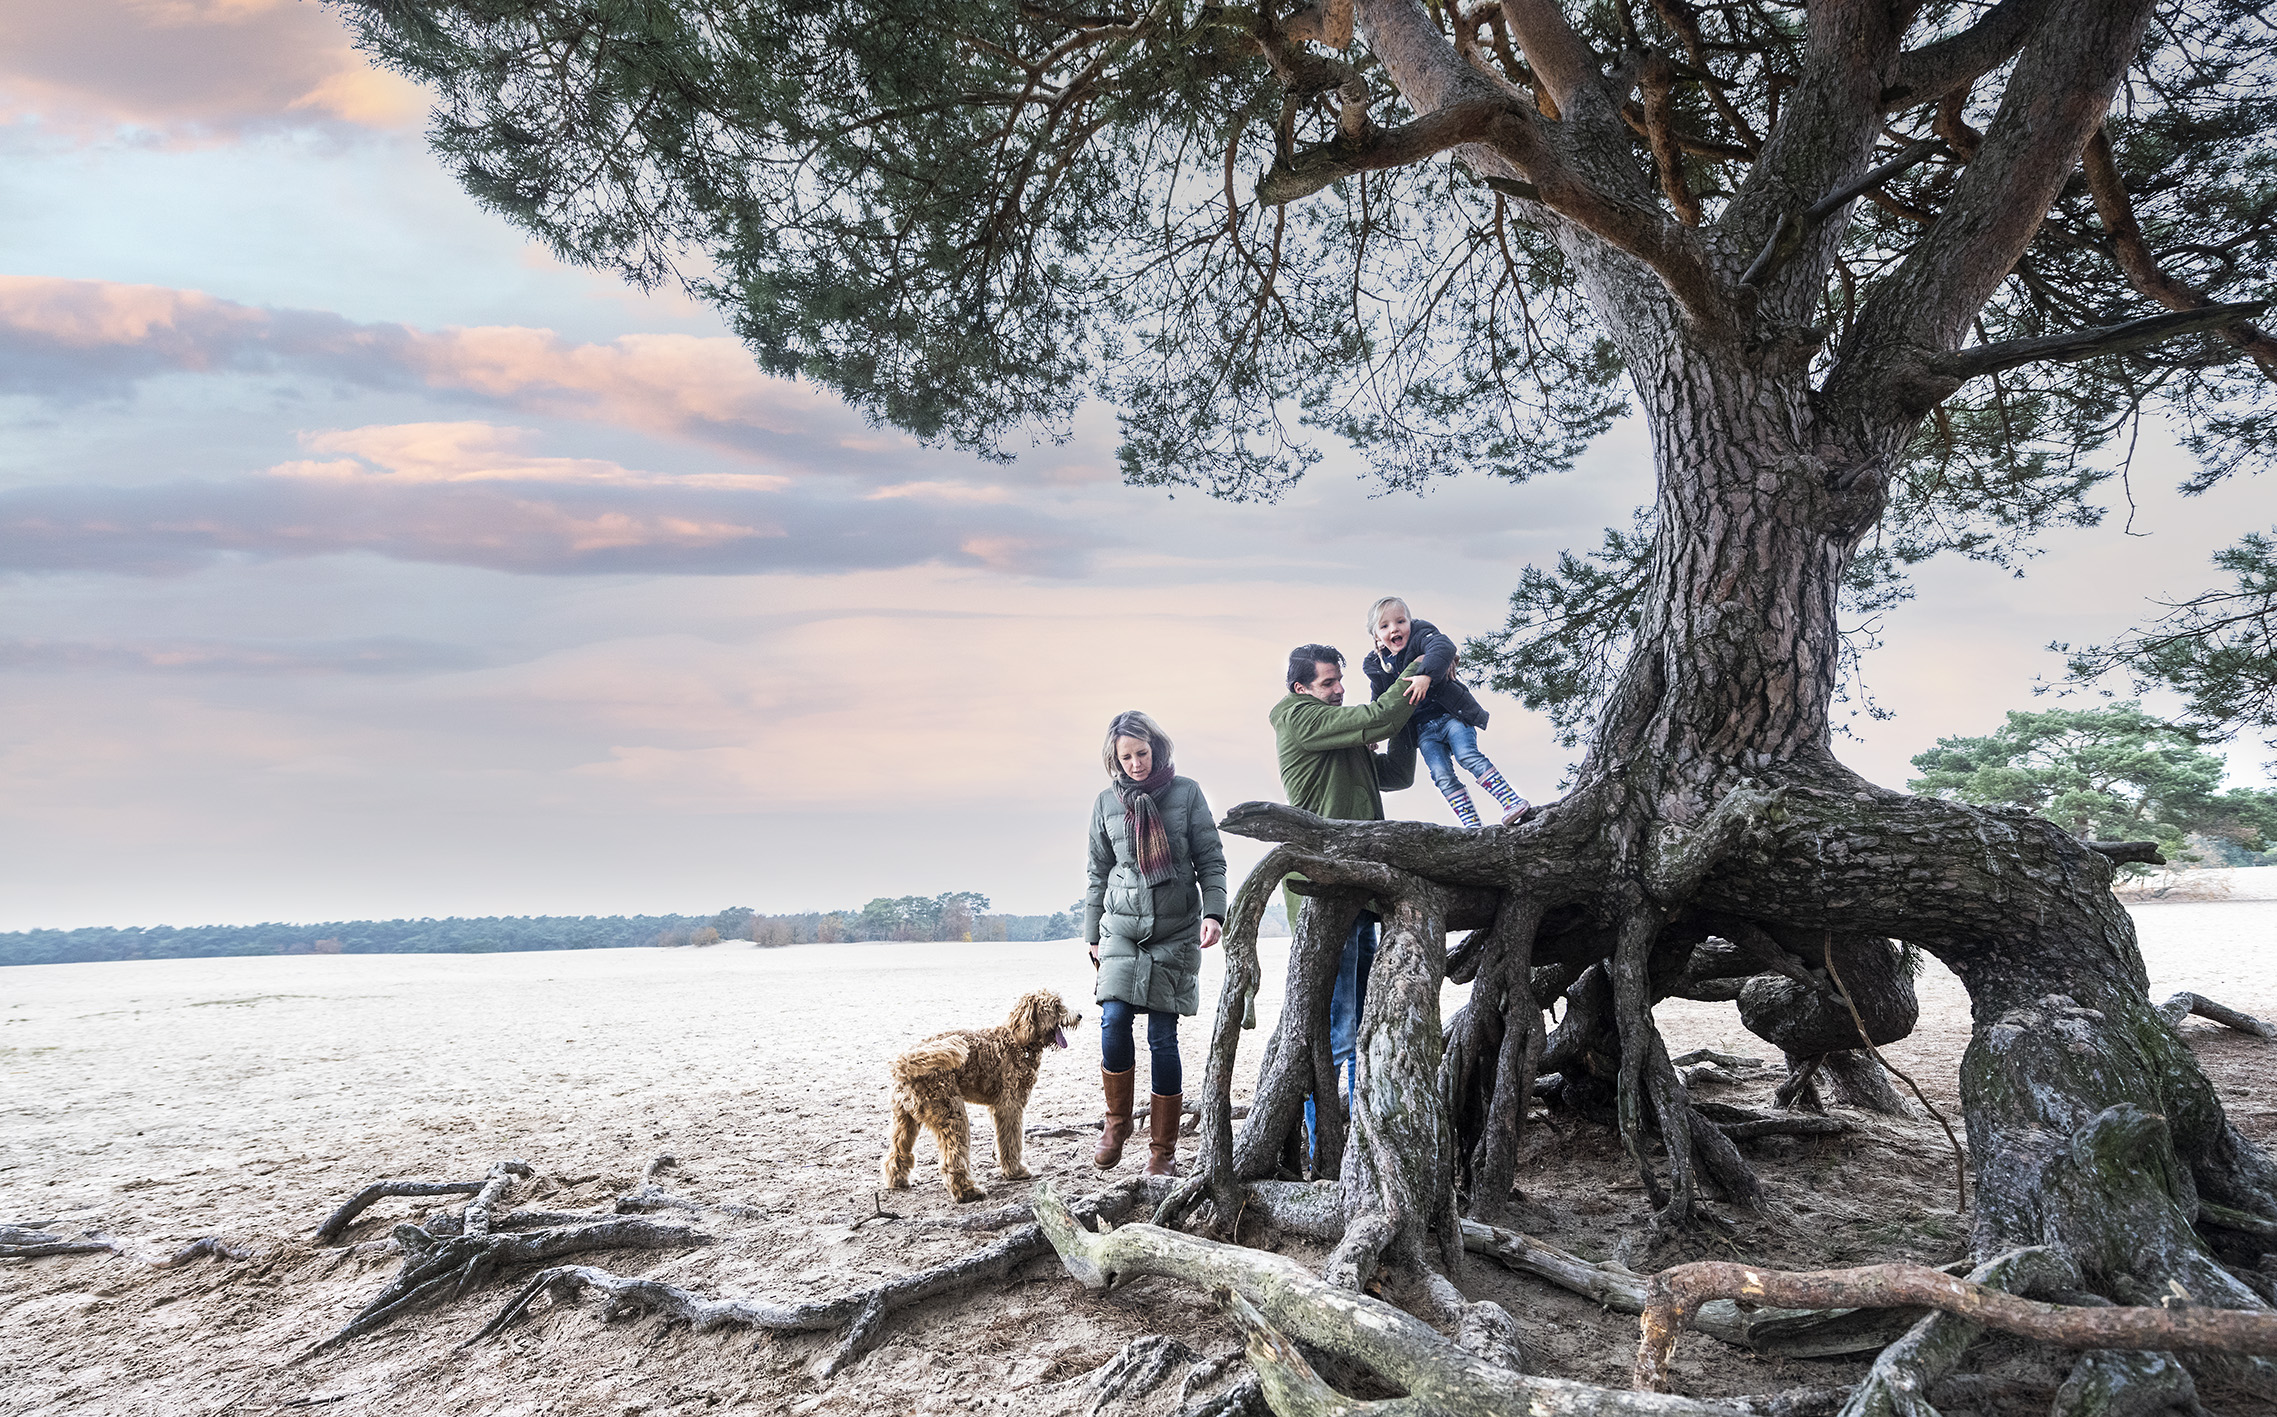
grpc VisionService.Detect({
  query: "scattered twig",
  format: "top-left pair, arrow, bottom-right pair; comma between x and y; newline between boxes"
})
1824,939 -> 1965,1213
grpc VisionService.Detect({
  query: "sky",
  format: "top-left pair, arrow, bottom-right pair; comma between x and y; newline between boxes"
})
1,2 -> 2269,932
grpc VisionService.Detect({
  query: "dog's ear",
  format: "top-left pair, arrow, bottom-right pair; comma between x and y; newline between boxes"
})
1011,990 -> 1052,1046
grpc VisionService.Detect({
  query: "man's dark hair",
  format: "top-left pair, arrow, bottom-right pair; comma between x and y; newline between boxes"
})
1286,644 -> 1344,691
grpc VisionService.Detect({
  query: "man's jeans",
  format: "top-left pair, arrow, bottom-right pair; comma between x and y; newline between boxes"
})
1328,910 -> 1379,1074
1306,910 -> 1377,1169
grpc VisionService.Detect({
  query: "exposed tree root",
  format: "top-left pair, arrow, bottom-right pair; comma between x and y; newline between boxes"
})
1044,1182 -> 1853,1415
1636,1256 -> 2277,1393
1180,1373 -> 1268,1417
469,1175 -> 1167,1378
2051,1349 -> 2205,1417
1084,1335 -> 1198,1413
2159,992 -> 2277,1041
299,1157 -> 707,1358
0,1225 -> 253,1267
314,1179 -> 490,1244
1458,1220 -> 1915,1359
302,1214 -> 703,1358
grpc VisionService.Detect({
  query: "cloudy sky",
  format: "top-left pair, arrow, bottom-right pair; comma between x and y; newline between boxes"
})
1,2 -> 2267,932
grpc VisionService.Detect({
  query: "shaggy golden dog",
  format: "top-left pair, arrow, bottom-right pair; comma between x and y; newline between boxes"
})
881,989 -> 1083,1203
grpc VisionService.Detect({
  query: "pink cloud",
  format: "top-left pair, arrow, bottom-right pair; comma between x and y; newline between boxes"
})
276,423 -> 793,491
0,1 -> 425,140
0,276 -> 896,475
0,277 -> 1123,486
0,419 -> 1095,578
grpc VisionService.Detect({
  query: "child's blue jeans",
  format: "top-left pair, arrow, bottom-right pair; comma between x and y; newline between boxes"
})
1100,999 -> 1181,1094
1415,716 -> 1496,799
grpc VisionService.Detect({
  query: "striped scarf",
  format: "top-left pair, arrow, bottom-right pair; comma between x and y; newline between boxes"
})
1115,760 -> 1177,886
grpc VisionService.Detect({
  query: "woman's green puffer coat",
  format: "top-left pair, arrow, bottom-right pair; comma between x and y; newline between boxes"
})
1084,777 -> 1228,1016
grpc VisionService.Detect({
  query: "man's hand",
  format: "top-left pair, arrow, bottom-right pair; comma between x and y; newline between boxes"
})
1088,943 -> 1099,968
1404,673 -> 1432,705
1200,918 -> 1222,949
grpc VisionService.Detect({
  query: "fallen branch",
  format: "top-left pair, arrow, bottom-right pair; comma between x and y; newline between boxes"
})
2159,992 -> 2277,1041
1459,1221 -> 1913,1358
1636,1259 -> 2277,1392
470,1175 -> 1164,1378
314,1180 -> 486,1244
1836,1247 -> 2078,1417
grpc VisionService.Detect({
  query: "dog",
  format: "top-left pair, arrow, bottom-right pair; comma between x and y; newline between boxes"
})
881,989 -> 1083,1203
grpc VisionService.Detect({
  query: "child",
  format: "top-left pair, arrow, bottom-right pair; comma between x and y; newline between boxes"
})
1360,596 -> 1530,828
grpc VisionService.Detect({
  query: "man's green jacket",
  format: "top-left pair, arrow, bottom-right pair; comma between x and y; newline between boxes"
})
1270,668 -> 1419,923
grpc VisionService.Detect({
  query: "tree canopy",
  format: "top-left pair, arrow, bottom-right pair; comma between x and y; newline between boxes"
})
1908,700 -> 2277,861
336,0 -> 2275,729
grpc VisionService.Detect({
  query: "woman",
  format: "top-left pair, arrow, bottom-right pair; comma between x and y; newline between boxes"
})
1083,710 -> 1226,1177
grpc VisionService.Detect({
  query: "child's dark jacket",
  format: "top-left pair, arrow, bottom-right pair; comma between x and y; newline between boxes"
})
1362,618 -> 1490,730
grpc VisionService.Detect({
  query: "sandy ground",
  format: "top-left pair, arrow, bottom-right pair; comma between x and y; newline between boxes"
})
5,900 -> 2277,1416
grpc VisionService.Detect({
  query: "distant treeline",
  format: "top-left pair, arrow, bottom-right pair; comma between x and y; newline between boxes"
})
0,893 -> 1081,967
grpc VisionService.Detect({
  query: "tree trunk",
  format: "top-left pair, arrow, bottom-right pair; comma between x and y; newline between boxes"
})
1181,305 -> 2277,1404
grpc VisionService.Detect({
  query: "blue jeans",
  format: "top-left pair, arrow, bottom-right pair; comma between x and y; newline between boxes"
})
1329,911 -> 1378,1073
1100,1000 -> 1181,1094
1415,716 -> 1499,800
1307,910 -> 1378,1169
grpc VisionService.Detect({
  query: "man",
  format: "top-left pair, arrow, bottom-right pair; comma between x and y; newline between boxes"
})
1269,643 -> 1419,1156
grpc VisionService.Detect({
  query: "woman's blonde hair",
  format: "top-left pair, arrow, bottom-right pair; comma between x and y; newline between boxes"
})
1365,595 -> 1411,646
1102,710 -> 1173,779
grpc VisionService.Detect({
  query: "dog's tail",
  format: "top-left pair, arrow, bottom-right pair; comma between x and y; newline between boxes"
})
891,1038 -> 970,1085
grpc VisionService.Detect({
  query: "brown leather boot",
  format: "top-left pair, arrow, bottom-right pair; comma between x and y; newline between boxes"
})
1145,1092 -> 1183,1177
1093,1068 -> 1135,1169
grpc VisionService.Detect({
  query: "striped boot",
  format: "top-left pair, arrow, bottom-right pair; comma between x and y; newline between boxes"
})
1441,783 -> 1483,828
1475,767 -> 1530,823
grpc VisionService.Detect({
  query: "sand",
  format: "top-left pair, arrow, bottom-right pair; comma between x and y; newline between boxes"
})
5,899 -> 2276,1416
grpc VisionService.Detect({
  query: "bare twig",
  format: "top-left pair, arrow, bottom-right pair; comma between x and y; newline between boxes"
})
1823,940 -> 1965,1213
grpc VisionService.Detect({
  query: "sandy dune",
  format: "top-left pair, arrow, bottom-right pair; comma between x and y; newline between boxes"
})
4,900 -> 2275,1415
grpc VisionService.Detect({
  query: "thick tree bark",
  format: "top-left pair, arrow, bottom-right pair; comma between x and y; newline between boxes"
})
1140,8 -> 2277,1410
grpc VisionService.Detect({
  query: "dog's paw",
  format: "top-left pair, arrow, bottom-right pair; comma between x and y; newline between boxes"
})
950,1182 -> 989,1203
1000,1164 -> 1033,1181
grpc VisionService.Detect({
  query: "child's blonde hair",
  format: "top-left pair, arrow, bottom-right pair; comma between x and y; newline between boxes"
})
1365,596 -> 1410,648
1101,710 -> 1173,779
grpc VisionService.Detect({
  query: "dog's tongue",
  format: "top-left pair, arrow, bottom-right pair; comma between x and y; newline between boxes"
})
1051,1026 -> 1068,1050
